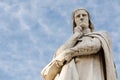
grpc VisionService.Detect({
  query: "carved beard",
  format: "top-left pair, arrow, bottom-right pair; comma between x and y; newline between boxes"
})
73,19 -> 94,33
79,22 -> 89,29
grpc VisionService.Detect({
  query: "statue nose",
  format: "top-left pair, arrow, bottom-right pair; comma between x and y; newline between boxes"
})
80,18 -> 84,21
80,15 -> 84,21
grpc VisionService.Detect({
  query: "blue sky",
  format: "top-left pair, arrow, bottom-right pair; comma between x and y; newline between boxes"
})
0,0 -> 120,80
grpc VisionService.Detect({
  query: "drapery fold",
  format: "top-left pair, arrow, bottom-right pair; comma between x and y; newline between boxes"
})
41,31 -> 118,80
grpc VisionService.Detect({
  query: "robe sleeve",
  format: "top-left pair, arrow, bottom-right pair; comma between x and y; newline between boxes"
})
71,37 -> 101,56
63,36 -> 102,61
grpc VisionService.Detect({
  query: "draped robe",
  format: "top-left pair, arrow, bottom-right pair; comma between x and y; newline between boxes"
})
41,31 -> 118,80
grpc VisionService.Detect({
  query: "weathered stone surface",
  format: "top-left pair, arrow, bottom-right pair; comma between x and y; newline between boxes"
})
41,8 -> 118,80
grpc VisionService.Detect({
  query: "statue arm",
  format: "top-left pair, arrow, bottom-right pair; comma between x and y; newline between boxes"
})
53,32 -> 83,58
64,37 -> 101,61
70,37 -> 101,57
53,37 -> 101,66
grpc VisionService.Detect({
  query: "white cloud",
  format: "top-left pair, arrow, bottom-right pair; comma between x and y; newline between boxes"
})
38,19 -> 53,35
0,0 -> 120,80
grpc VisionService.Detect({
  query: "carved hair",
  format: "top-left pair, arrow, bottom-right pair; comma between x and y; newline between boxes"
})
72,8 -> 94,33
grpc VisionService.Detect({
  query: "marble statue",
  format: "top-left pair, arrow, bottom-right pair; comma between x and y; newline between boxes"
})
41,8 -> 118,80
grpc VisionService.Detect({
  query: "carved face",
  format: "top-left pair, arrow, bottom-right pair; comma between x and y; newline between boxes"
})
74,9 -> 89,29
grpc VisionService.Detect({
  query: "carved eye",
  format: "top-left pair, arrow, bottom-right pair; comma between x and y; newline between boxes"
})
82,14 -> 86,17
76,14 -> 80,17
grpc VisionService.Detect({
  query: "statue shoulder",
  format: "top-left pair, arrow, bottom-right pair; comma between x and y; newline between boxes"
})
93,30 -> 110,37
92,30 -> 112,44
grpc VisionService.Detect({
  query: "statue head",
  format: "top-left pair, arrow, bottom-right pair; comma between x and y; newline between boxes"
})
72,8 -> 94,33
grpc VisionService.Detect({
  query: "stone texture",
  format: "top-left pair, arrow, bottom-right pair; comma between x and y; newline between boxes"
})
41,8 -> 118,80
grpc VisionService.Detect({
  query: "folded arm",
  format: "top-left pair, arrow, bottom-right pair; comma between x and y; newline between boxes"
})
71,37 -> 101,56
54,36 -> 102,65
53,32 -> 83,58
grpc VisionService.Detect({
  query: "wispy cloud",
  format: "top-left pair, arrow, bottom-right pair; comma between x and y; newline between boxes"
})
0,0 -> 120,80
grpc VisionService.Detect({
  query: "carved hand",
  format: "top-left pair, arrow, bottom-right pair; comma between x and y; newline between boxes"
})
74,26 -> 83,35
79,22 -> 89,29
53,49 -> 75,66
